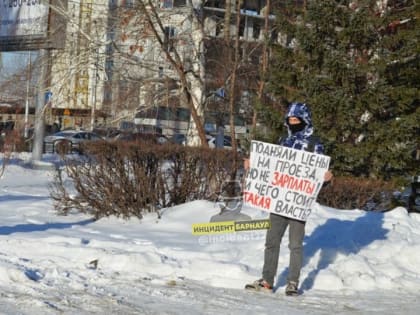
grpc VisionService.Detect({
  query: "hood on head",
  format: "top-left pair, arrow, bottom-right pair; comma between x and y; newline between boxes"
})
284,102 -> 314,137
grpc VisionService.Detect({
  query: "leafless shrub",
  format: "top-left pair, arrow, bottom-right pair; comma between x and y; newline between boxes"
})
0,130 -> 27,177
50,141 -> 242,219
318,176 -> 397,210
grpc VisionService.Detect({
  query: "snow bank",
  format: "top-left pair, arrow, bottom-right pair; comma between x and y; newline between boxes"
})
1,160 -> 420,314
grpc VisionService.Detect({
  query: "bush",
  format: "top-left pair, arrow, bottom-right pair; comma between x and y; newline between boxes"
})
0,130 -> 27,153
50,140 -> 403,219
317,176 -> 399,211
49,141 -> 243,219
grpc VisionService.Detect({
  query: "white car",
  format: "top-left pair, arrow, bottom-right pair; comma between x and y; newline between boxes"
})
44,130 -> 104,153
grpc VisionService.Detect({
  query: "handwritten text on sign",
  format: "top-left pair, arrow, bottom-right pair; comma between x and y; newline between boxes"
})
243,141 -> 330,222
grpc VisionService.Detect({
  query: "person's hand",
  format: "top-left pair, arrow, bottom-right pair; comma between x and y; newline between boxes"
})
243,158 -> 250,170
324,170 -> 333,182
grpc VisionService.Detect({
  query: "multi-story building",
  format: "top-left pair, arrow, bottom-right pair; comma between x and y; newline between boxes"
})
47,0 -> 275,135
49,0 -> 109,130
107,0 -> 275,137
4,1 -> 406,139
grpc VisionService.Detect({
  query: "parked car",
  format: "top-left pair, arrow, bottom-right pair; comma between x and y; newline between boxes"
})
92,127 -> 121,140
206,134 -> 243,152
408,175 -> 420,212
44,130 -> 104,154
170,133 -> 186,145
112,132 -> 168,145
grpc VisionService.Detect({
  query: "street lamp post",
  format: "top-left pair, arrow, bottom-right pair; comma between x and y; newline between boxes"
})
90,22 -> 100,131
32,49 -> 48,162
24,51 -> 32,139
90,49 -> 98,131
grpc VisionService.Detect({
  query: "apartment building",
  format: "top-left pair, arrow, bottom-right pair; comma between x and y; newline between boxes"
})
47,0 -> 274,133
108,0 -> 274,136
49,0 -> 109,129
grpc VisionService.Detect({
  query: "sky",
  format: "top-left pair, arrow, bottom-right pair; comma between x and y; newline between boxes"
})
0,152 -> 420,314
1,53 -> 15,74
0,52 -> 32,79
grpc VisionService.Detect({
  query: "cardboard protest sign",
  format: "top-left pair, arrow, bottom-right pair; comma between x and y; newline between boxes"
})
243,140 -> 330,222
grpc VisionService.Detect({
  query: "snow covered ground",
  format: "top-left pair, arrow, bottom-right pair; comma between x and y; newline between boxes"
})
1,153 -> 420,314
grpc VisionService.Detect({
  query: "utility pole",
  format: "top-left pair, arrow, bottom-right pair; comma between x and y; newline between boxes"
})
90,21 -> 99,131
31,49 -> 49,162
24,51 -> 32,139
251,0 -> 271,139
90,47 -> 99,131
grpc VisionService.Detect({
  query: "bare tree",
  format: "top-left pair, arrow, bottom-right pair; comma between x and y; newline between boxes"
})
251,0 -> 271,139
45,1 -> 271,149
227,0 -> 242,160
132,1 -> 208,146
224,0 -> 232,40
0,53 -> 39,166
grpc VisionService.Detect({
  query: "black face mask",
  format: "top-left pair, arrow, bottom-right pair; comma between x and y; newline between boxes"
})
289,122 -> 306,134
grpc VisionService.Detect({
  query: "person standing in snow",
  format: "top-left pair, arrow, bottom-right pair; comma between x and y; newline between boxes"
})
245,102 -> 333,296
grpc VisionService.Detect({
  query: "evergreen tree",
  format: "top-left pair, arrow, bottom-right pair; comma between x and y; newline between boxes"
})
263,0 -> 419,179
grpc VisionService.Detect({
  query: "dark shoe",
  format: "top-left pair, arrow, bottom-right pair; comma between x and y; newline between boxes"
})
245,279 -> 273,293
285,281 -> 299,296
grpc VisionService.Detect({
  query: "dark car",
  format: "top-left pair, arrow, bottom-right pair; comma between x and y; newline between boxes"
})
170,133 -> 186,145
408,176 -> 420,212
408,146 -> 420,212
206,134 -> 243,153
92,127 -> 121,140
113,132 -> 168,145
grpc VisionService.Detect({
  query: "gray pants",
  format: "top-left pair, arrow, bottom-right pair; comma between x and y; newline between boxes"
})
262,213 -> 305,287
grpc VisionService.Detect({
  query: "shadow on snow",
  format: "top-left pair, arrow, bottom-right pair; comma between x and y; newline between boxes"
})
0,219 -> 95,235
275,211 -> 389,292
0,194 -> 50,202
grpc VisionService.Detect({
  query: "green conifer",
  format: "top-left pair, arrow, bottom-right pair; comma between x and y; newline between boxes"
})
262,0 -> 419,179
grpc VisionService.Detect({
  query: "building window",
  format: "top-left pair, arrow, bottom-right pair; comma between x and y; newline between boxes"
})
164,26 -> 176,51
253,22 -> 261,40
164,26 -> 175,39
161,0 -> 173,8
125,0 -> 134,8
162,0 -> 186,8
174,0 -> 186,6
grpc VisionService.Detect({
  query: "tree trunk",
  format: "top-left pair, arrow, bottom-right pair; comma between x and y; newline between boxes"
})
139,1 -> 208,147
224,0 -> 232,40
251,0 -> 270,140
32,49 -> 49,162
227,0 -> 243,175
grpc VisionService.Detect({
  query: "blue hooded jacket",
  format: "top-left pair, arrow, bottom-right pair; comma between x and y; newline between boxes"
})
279,102 -> 324,154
